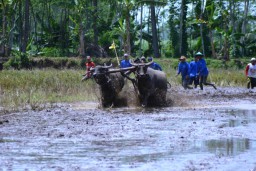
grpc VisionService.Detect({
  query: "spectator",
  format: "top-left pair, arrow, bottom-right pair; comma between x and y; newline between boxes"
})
196,52 -> 217,90
176,56 -> 192,90
245,58 -> 256,89
148,57 -> 162,71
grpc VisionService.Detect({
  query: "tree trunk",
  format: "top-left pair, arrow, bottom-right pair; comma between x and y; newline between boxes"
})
79,23 -> 85,57
21,0 -> 30,53
150,4 -> 160,58
139,4 -> 143,57
30,2 -> 39,54
224,36 -> 229,60
1,0 -> 7,56
240,0 -> 249,56
125,10 -> 131,55
200,0 -> 205,56
179,0 -> 188,56
1,0 -> 7,42
229,0 -> 237,57
92,0 -> 98,45
169,0 -> 179,57
209,30 -> 217,59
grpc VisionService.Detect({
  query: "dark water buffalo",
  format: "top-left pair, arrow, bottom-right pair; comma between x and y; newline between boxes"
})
127,61 -> 168,107
90,64 -> 125,108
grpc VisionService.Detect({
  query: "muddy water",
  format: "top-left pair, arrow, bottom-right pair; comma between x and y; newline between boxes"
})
1,88 -> 256,170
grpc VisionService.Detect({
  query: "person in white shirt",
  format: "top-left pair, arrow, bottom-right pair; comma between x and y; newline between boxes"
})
245,58 -> 256,89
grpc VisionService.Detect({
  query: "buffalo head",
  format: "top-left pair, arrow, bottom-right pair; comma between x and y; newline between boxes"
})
91,63 -> 129,108
91,64 -> 113,85
130,60 -> 153,78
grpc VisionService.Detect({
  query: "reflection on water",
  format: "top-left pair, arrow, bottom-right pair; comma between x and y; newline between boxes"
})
1,137 -> 254,170
204,138 -> 251,156
221,108 -> 256,127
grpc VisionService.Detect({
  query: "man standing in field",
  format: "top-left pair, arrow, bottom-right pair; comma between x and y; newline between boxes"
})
245,58 -> 256,89
82,56 -> 95,81
196,52 -> 217,90
176,56 -> 192,90
189,56 -> 199,88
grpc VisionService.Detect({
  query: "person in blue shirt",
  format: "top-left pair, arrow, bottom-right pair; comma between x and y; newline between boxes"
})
176,56 -> 192,89
189,56 -> 199,88
120,53 -> 132,68
196,52 -> 217,90
148,57 -> 162,71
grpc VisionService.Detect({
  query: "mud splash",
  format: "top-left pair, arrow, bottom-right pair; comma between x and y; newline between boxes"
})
0,87 -> 256,170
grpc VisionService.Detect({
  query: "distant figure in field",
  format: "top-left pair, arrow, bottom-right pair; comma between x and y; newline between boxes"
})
82,56 -> 95,81
245,58 -> 256,89
196,52 -> 217,90
148,57 -> 162,71
189,55 -> 199,88
176,56 -> 192,90
120,53 -> 132,68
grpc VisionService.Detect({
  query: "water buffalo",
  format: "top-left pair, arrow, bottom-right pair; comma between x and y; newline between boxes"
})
90,64 -> 125,108
127,61 -> 168,107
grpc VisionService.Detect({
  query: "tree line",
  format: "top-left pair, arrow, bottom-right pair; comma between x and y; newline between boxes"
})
0,0 -> 256,63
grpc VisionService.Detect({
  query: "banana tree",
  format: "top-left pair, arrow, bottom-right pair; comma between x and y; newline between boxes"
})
205,1 -> 220,58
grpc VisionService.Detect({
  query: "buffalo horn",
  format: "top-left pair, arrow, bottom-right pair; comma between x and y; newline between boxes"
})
130,59 -> 153,67
102,63 -> 113,69
107,66 -> 135,74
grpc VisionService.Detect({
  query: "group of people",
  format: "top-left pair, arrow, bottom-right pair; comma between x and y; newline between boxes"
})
176,52 -> 217,90
82,52 -> 256,90
120,53 -> 162,71
81,54 -> 162,81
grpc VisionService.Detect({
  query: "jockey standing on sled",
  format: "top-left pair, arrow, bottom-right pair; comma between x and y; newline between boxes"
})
120,53 -> 132,68
82,56 -> 95,81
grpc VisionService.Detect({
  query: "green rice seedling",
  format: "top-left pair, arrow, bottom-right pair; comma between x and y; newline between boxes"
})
0,69 -> 98,111
209,69 -> 246,87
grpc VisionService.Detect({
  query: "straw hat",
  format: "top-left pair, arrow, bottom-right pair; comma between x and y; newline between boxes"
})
179,56 -> 186,60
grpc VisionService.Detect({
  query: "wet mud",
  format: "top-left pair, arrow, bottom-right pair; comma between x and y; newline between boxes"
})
1,87 -> 256,170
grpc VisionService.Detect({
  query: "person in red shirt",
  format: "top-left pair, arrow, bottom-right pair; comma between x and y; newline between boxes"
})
82,56 -> 95,81
245,58 -> 256,89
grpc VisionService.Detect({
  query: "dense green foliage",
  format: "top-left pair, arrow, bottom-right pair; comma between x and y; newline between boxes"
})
0,0 -> 256,66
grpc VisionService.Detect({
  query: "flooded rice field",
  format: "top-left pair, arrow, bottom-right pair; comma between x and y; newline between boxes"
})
0,87 -> 256,171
